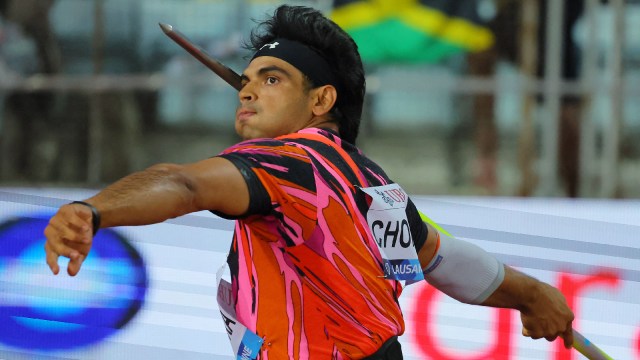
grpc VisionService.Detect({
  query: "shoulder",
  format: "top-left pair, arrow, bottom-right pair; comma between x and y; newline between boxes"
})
223,136 -> 313,153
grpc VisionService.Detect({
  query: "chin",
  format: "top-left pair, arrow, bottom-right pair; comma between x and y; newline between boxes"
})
237,129 -> 259,141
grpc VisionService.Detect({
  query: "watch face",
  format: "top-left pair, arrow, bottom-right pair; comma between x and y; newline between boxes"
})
0,214 -> 148,351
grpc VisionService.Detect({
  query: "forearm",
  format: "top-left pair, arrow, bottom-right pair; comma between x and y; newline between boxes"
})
418,227 -> 574,346
480,265 -> 540,311
85,164 -> 198,228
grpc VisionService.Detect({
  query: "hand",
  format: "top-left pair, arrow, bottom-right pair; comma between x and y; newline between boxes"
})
44,203 -> 95,276
520,282 -> 575,349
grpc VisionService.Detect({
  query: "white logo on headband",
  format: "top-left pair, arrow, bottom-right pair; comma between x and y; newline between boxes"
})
259,42 -> 279,50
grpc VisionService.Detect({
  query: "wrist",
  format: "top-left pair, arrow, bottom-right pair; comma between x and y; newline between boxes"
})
517,276 -> 546,314
70,201 -> 101,235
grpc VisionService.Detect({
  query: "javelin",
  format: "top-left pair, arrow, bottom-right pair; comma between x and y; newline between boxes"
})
572,329 -> 614,360
160,22 -> 615,360
159,23 -> 242,91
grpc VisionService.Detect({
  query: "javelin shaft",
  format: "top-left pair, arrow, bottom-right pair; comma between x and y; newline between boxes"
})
159,23 -> 242,91
573,329 -> 614,360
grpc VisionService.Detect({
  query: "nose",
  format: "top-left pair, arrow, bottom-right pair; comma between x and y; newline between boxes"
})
238,82 -> 255,103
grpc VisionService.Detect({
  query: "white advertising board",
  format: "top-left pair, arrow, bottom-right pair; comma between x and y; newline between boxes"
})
0,188 -> 638,359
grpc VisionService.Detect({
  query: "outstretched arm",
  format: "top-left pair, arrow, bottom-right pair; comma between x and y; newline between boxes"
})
44,157 -> 249,276
417,222 -> 574,348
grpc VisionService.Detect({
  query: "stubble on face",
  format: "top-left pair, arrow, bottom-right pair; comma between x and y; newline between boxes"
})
235,57 -> 315,140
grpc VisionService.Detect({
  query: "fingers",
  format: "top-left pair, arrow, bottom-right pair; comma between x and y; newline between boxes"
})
50,207 -> 93,244
44,228 -> 79,256
519,285 -> 575,348
44,204 -> 95,276
44,241 -> 86,276
563,327 -> 575,349
67,254 -> 85,277
44,235 -> 86,276
522,327 -> 547,340
44,241 -> 60,275
46,220 -> 90,246
522,325 -> 575,349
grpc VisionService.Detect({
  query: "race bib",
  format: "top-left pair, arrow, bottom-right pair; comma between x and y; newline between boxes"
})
216,266 -> 264,360
360,184 -> 424,281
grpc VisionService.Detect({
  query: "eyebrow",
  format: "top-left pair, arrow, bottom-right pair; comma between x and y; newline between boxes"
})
241,65 -> 293,83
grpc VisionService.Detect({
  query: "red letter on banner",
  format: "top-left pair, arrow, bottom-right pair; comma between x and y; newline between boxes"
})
554,271 -> 620,360
635,327 -> 640,358
411,285 -> 513,360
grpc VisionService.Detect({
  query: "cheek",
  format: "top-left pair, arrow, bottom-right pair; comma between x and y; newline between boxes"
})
279,95 -> 311,119
263,98 -> 293,123
258,89 -> 311,132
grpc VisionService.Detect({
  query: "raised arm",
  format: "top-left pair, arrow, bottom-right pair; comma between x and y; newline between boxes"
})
44,157 -> 248,276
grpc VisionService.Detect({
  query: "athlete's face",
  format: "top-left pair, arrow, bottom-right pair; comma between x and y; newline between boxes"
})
236,56 -> 316,140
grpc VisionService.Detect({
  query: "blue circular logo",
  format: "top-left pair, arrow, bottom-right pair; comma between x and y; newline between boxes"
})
0,214 -> 148,350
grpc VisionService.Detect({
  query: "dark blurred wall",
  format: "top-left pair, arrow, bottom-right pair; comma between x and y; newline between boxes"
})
0,0 -> 64,182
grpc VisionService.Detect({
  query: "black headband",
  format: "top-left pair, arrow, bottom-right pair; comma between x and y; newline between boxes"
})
251,38 -> 339,91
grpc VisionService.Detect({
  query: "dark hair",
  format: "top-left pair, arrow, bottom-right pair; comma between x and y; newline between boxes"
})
245,5 -> 365,144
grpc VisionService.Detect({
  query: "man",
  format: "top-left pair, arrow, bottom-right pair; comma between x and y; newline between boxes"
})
44,5 -> 574,359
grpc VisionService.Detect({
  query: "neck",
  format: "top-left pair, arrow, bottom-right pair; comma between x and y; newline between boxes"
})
305,117 -> 339,133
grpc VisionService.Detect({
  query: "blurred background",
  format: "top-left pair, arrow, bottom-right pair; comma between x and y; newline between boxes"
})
1,0 -> 638,198
1,1 -> 640,359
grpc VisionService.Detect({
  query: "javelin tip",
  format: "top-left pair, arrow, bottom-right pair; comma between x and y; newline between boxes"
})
158,23 -> 173,34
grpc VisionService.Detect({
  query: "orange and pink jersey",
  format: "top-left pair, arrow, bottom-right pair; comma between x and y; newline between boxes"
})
215,128 -> 427,359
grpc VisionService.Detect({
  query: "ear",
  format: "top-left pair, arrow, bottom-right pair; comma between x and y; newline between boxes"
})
311,85 -> 337,117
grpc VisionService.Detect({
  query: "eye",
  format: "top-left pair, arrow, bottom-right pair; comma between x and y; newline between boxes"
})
266,76 -> 279,85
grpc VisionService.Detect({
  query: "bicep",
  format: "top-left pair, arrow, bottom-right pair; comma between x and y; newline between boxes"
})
180,157 -> 250,216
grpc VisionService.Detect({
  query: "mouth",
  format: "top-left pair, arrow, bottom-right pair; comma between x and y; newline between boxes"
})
236,109 -> 256,122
